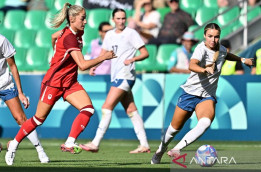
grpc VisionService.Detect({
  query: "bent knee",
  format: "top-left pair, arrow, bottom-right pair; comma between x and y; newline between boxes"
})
198,117 -> 211,128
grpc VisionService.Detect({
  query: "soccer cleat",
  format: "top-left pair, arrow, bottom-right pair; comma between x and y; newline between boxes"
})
167,149 -> 180,159
5,149 -> 16,166
38,150 -> 50,163
129,145 -> 151,154
60,143 -> 82,154
79,142 -> 99,153
151,147 -> 168,164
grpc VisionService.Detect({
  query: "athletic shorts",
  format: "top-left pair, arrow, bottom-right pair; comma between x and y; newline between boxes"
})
111,79 -> 135,92
40,82 -> 85,105
177,90 -> 217,112
0,86 -> 18,102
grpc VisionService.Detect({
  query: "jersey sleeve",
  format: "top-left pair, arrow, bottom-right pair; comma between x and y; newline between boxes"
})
102,32 -> 111,51
191,45 -> 203,61
63,33 -> 81,52
1,37 -> 16,59
129,29 -> 145,50
167,51 -> 178,71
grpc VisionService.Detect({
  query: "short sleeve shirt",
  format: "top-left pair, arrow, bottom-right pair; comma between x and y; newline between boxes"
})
0,34 -> 16,90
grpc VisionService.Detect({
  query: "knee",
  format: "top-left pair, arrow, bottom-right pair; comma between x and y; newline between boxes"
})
14,114 -> 27,125
198,117 -> 211,129
80,105 -> 95,117
127,110 -> 138,118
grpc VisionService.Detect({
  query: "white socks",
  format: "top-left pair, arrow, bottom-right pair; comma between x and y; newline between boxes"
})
174,117 -> 211,150
65,137 -> 76,146
128,111 -> 149,148
92,109 -> 112,147
157,124 -> 179,153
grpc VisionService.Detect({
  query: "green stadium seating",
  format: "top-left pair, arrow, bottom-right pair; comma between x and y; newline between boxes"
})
195,7 -> 218,26
26,47 -> 50,71
14,47 -> 28,71
217,6 -> 240,26
193,26 -> 205,40
75,0 -> 83,6
35,29 -> 57,48
136,44 -> 157,72
14,29 -> 36,48
0,11 -> 4,27
82,26 -> 99,46
154,44 -> 179,72
203,0 -> 218,8
0,0 -> 5,8
0,28 -> 15,44
4,10 -> 26,30
48,47 -> 54,63
240,6 -> 261,24
156,7 -> 171,23
180,0 -> 203,9
54,0 -> 76,11
45,0 -> 54,10
87,8 -> 111,29
24,10 -> 47,30
220,26 -> 232,39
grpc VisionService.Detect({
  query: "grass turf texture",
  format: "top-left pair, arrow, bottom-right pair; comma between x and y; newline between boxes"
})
0,139 -> 261,172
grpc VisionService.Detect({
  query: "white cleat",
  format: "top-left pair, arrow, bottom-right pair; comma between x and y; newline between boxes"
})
38,151 -> 50,163
5,150 -> 16,166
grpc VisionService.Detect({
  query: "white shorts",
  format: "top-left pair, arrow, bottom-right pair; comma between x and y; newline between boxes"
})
111,79 -> 135,92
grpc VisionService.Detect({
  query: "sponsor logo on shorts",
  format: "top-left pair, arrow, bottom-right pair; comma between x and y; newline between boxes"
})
48,94 -> 52,100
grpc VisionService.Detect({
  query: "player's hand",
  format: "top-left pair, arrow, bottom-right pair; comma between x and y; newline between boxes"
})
204,66 -> 214,75
104,51 -> 117,60
89,67 -> 96,76
18,93 -> 30,109
244,58 -> 255,68
124,58 -> 134,65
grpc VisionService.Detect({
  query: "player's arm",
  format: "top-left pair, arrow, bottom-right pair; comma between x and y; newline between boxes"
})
51,30 -> 62,49
169,67 -> 190,74
124,45 -> 149,65
189,59 -> 214,74
226,52 -> 254,67
7,57 -> 29,108
71,50 -> 116,71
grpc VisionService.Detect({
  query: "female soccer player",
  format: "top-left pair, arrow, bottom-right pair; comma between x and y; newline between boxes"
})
80,8 -> 151,154
151,23 -> 254,164
5,3 -> 116,165
0,34 -> 49,163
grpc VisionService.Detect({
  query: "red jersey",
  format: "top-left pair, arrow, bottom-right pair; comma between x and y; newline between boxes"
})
42,27 -> 84,87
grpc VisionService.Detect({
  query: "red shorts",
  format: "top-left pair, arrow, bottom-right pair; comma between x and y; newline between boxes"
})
40,82 -> 85,105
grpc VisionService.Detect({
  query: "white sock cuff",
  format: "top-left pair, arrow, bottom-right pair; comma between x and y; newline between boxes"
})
127,110 -> 138,118
102,108 -> 112,114
168,124 -> 179,133
198,117 -> 211,128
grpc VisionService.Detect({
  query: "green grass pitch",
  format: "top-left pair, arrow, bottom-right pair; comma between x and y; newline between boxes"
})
0,139 -> 260,172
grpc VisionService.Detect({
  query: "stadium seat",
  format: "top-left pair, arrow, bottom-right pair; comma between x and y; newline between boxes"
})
220,26 -> 232,39
87,8 -> 111,29
154,44 -> 179,72
217,6 -> 240,26
26,47 -> 50,71
136,44 -> 157,72
82,26 -> 99,47
75,0 -> 83,6
24,10 -> 47,30
156,7 -> 171,23
195,7 -> 218,26
0,28 -> 15,44
14,29 -> 36,48
54,0 -> 76,11
4,10 -> 26,30
35,29 -> 57,48
14,47 -> 28,71
0,0 -> 5,8
203,0 -> 218,8
0,11 -> 4,27
193,26 -> 205,41
45,0 -> 54,10
180,0 -> 203,10
240,6 -> 261,24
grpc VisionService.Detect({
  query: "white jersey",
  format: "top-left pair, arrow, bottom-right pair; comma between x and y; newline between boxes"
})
0,34 -> 16,91
102,27 -> 145,82
181,41 -> 227,97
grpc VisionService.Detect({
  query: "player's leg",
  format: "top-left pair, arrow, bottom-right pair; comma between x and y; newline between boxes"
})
5,96 -> 49,163
62,83 -> 94,154
169,99 -> 215,157
81,86 -> 125,152
151,106 -> 192,164
120,91 -> 150,153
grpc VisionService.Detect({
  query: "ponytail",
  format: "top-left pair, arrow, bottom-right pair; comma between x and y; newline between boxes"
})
50,3 -> 84,28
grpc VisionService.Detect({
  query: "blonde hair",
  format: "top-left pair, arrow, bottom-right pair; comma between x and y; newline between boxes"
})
50,3 -> 85,28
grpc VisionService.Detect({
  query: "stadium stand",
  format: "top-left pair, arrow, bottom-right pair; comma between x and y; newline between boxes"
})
24,10 -> 47,30
136,44 -> 157,72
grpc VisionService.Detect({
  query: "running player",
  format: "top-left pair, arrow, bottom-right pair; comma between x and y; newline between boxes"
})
80,8 -> 151,154
0,34 -> 49,163
151,23 -> 254,164
5,3 -> 116,165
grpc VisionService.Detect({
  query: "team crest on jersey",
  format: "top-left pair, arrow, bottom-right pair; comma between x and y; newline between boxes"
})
48,94 -> 52,100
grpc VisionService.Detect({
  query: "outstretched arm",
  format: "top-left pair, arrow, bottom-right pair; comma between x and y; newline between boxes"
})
226,52 -> 254,67
7,57 -> 29,109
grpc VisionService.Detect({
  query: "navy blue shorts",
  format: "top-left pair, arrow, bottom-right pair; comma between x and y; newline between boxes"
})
177,90 -> 217,112
111,79 -> 135,91
0,86 -> 18,102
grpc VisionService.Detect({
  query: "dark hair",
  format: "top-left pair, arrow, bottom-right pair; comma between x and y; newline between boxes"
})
112,8 -> 126,18
204,23 -> 221,35
98,21 -> 111,31
220,39 -> 231,49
